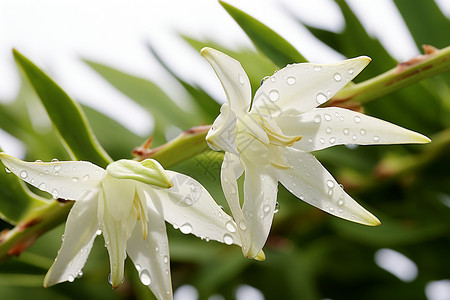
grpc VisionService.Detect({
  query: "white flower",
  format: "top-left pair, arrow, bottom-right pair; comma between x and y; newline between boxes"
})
201,47 -> 430,259
0,153 -> 241,300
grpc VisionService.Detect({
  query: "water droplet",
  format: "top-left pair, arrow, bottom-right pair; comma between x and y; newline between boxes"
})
260,76 -> 270,86
68,274 -> 75,282
20,170 -> 28,179
348,68 -> 354,74
82,174 -> 89,181
274,202 -> 280,213
263,205 -> 271,213
139,270 -> 152,286
38,183 -> 47,191
299,195 -> 305,201
5,167 -> 11,173
373,136 -> 380,141
155,246 -> 159,252
324,114 -> 331,121
61,234 -> 65,241
223,233 -> 234,245
360,129 -> 367,135
326,127 -> 332,134
51,158 -> 59,163
314,115 -> 321,123
96,229 -> 102,235
225,221 -> 237,233
31,179 -> 36,184
286,76 -> 296,85
319,138 -> 325,144
54,165 -> 61,172
326,180 -> 335,188
239,221 -> 247,230
72,177 -> 79,182
333,73 -> 342,82
180,223 -> 193,234
329,207 -> 335,212
238,73 -> 245,85
52,189 -> 59,199
343,128 -> 350,135
35,160 -> 43,163
316,93 -> 327,104
269,90 -> 279,101
329,137 -> 336,144
338,199 -> 344,206
77,271 -> 83,278
270,76 -> 276,82
314,66 -> 322,71
354,116 -> 361,123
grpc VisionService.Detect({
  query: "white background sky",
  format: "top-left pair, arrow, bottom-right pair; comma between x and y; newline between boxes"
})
0,1 -> 449,299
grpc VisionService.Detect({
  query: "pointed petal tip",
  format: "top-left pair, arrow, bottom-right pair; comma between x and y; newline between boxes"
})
254,250 -> 266,261
200,47 -> 214,57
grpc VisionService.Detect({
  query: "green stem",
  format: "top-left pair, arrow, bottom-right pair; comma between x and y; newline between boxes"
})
332,45 -> 450,104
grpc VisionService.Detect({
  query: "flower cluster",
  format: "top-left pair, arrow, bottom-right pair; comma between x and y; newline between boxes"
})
0,48 -> 430,300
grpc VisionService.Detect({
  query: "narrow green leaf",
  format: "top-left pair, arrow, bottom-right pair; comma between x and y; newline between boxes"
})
84,59 -> 195,130
12,49 -> 112,168
394,0 -> 450,49
219,0 -> 307,67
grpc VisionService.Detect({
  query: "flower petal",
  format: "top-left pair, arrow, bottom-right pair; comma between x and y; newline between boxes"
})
206,103 -> 239,154
156,171 -> 241,246
201,47 -> 251,116
127,188 -> 172,300
241,164 -> 278,259
98,189 -> 137,288
101,174 -> 135,221
44,195 -> 99,287
0,153 -> 105,200
276,148 -> 380,226
251,56 -> 371,116
275,107 -> 431,152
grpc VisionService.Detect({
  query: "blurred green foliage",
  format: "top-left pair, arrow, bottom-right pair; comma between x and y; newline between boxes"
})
0,1 -> 449,300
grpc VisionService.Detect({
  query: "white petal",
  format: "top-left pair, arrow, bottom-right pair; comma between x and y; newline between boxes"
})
206,104 -> 239,154
156,171 -> 241,247
251,56 -> 371,116
201,47 -> 251,116
0,153 -> 105,200
98,189 -> 137,288
101,174 -> 136,221
241,165 -> 278,259
275,107 -> 431,152
276,148 -> 380,226
44,194 -> 99,287
127,190 -> 172,300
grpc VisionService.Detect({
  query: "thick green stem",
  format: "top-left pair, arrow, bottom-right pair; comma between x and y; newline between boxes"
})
332,45 -> 450,105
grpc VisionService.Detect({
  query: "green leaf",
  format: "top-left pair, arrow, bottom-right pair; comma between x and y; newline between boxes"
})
12,49 -> 112,168
219,0 -> 307,68
394,0 -> 450,49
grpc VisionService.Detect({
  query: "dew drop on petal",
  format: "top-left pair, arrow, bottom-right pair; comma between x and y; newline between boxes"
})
329,207 -> 335,212
338,198 -> 344,206
314,66 -> 322,71
238,73 -> 245,85
38,183 -> 47,191
77,271 -> 83,278
373,136 -> 380,141
52,189 -> 59,199
223,233 -> 234,245
163,256 -> 169,264
51,158 -> 59,163
333,73 -> 342,82
180,223 -> 193,234
329,137 -> 336,144
360,129 -> 367,136
5,167 -> 11,173
54,165 -> 61,172
96,229 -> 102,235
324,114 -> 331,121
319,138 -> 325,144
72,177 -> 79,182
314,115 -> 321,123
269,90 -> 279,101
263,205 -> 271,213
68,275 -> 75,282
135,264 -> 142,272
354,116 -> 361,123
82,174 -> 89,181
260,76 -> 270,86
140,270 -> 152,286
274,202 -> 280,213
239,221 -> 247,230
343,128 -> 350,135
287,76 -> 296,85
326,180 -> 335,188
225,221 -> 237,233
348,68 -> 354,74
20,170 -> 28,179
316,93 -> 327,104
326,127 -> 332,134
